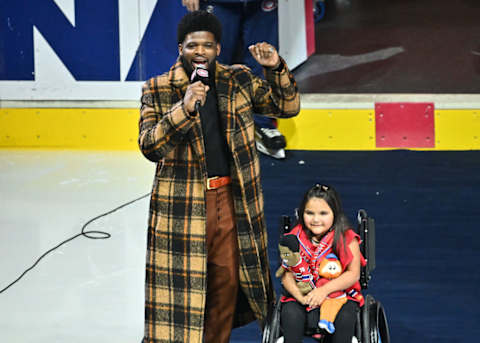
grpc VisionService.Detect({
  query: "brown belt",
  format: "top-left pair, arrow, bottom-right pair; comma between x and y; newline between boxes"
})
206,176 -> 231,190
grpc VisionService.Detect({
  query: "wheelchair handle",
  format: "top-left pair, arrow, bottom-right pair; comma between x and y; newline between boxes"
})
357,209 -> 368,224
281,215 -> 291,234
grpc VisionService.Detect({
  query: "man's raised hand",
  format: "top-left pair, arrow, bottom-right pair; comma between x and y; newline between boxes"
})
248,42 -> 281,69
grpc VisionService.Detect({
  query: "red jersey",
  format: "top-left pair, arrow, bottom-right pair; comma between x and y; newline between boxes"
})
280,224 -> 366,307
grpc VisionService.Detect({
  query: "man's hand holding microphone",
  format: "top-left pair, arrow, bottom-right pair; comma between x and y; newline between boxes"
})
184,65 -> 209,115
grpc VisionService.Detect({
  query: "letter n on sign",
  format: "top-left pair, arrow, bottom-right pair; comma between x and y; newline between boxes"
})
375,102 -> 435,148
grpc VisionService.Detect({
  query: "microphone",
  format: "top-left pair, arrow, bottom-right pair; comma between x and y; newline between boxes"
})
190,65 -> 209,113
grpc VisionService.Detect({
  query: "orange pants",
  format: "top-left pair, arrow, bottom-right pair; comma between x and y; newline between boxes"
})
204,185 -> 239,343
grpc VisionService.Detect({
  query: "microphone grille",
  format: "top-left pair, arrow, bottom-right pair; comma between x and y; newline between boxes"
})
191,66 -> 209,84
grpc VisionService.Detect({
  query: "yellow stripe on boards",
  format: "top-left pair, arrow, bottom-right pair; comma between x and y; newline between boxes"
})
278,109 -> 376,150
278,108 -> 480,151
0,108 -> 139,150
435,109 -> 480,150
1,107 -> 479,150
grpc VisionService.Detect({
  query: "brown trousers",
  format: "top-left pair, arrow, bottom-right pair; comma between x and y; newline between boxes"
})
204,185 -> 239,343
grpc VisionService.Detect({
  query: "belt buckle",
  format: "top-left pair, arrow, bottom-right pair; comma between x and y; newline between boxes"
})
206,176 -> 219,190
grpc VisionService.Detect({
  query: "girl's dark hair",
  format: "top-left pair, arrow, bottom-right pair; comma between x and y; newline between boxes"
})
297,183 -> 351,256
177,10 -> 222,44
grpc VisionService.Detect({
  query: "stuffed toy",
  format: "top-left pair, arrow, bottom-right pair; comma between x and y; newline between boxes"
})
276,235 -> 348,334
276,234 -> 314,294
315,253 -> 348,334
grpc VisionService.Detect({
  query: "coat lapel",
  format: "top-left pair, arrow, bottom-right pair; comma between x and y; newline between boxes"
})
169,59 -> 206,167
169,59 -> 189,95
215,63 -> 236,149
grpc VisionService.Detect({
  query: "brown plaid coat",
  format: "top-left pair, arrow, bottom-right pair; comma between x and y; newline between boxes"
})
138,58 -> 300,343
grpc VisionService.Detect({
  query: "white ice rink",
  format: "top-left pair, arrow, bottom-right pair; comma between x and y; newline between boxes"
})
0,150 -> 156,342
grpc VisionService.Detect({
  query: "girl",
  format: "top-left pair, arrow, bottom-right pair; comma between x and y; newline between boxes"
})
279,184 -> 366,343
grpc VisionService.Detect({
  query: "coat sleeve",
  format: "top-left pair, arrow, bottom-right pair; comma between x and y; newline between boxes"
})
138,76 -> 196,162
251,57 -> 301,118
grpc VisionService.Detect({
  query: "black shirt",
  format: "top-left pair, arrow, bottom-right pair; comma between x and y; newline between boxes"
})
181,58 -> 231,177
198,81 -> 231,177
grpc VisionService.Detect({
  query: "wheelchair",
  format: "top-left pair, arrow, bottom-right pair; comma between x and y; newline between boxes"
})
262,210 -> 390,343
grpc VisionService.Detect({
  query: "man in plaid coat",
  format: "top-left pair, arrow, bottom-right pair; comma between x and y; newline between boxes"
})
138,10 -> 300,343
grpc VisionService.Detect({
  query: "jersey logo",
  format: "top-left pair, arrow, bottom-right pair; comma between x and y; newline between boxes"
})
261,0 -> 277,12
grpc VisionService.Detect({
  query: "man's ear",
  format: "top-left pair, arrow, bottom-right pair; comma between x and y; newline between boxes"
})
216,43 -> 221,57
178,43 -> 183,56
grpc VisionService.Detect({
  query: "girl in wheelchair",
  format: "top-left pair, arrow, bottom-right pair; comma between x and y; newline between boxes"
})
277,184 -> 366,343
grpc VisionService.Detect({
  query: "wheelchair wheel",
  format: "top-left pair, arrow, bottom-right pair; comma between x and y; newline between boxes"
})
262,298 -> 282,343
376,301 -> 390,343
361,295 -> 390,343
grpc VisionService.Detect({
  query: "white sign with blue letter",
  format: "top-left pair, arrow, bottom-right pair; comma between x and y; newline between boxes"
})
0,0 -> 184,100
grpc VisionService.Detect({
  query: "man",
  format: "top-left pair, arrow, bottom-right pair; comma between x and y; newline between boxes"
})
138,10 -> 300,343
182,0 -> 288,159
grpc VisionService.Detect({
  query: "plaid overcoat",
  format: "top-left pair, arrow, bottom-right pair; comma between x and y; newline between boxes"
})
138,58 -> 300,343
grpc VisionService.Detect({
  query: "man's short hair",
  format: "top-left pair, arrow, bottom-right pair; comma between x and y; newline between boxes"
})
177,10 -> 222,44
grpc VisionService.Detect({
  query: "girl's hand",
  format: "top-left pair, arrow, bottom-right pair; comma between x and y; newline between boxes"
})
248,42 -> 281,69
297,294 -> 308,306
281,272 -> 310,306
304,287 -> 328,308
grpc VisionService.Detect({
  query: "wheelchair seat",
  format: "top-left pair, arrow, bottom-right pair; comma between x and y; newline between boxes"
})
262,210 -> 390,343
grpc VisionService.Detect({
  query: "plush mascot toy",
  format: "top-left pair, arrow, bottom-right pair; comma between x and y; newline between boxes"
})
276,234 -> 315,293
315,253 -> 348,334
276,235 -> 348,334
